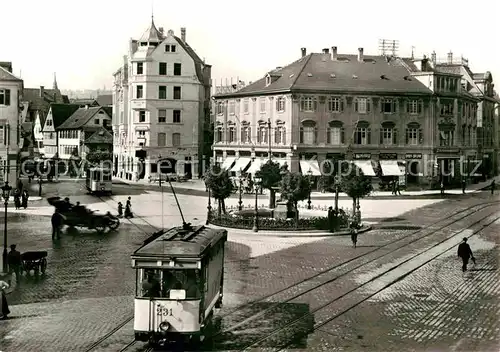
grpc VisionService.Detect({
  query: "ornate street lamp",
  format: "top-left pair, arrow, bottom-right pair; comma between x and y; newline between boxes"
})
307,169 -> 313,210
252,176 -> 262,232
1,181 -> 12,274
238,169 -> 243,211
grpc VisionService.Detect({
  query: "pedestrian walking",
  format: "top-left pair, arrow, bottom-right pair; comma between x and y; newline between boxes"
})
117,202 -> 123,218
461,178 -> 466,194
0,280 -> 10,319
350,222 -> 359,248
7,244 -> 22,284
395,180 -> 401,195
457,237 -> 475,272
391,180 -> 396,195
327,206 -> 334,232
21,190 -> 29,209
124,197 -> 133,218
51,211 -> 64,240
491,180 -> 496,195
13,189 -> 21,210
440,181 -> 445,195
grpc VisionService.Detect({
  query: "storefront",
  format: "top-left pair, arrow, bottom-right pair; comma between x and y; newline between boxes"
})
405,153 -> 423,184
435,148 -> 461,186
352,153 -> 376,176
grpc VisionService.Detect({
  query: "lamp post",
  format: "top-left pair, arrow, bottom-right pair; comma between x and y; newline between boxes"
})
1,181 -> 12,274
307,169 -> 313,210
252,177 -> 261,232
38,175 -> 42,197
206,186 -> 212,225
334,175 -> 341,213
238,169 -> 243,211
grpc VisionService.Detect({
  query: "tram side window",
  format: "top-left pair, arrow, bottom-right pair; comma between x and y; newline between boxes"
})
103,172 -> 111,181
162,270 -> 200,299
139,269 -> 161,297
93,170 -> 101,181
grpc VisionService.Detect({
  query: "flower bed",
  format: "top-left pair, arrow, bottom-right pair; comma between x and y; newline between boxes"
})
208,209 -> 350,231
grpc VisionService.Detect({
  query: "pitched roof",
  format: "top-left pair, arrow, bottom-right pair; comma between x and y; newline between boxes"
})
47,104 -> 80,129
96,94 -> 112,106
84,127 -> 113,144
69,98 -> 99,106
58,106 -> 110,130
139,18 -> 164,43
0,65 -> 22,82
219,53 -> 432,98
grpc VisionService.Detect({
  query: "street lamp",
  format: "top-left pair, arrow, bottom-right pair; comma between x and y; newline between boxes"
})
334,175 -> 341,213
1,181 -> 12,274
252,177 -> 262,232
307,169 -> 313,210
238,169 -> 243,211
206,186 -> 212,225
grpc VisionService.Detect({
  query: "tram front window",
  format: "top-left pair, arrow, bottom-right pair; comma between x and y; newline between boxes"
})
162,270 -> 200,299
139,269 -> 161,298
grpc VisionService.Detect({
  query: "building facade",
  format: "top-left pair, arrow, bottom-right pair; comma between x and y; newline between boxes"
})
112,19 -> 211,181
213,47 -> 484,187
0,62 -> 23,183
41,104 -> 80,158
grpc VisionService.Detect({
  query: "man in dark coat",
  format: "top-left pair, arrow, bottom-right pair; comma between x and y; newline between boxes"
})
491,180 -> 496,195
51,211 -> 64,240
7,244 -> 22,283
457,237 -> 475,272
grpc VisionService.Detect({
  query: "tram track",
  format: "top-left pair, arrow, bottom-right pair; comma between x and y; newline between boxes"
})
248,213 -> 500,351
87,200 -> 499,351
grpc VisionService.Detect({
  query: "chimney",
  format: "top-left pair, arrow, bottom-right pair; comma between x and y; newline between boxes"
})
331,46 -> 338,60
301,47 -> 307,57
358,47 -> 364,62
447,51 -> 453,64
123,55 -> 128,66
421,55 -> 429,71
322,48 -> 329,54
40,86 -> 44,98
431,51 -> 436,64
159,27 -> 164,36
180,27 -> 186,42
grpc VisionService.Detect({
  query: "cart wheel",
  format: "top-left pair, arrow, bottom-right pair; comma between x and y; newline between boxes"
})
41,258 -> 47,274
95,222 -> 106,233
108,217 -> 120,230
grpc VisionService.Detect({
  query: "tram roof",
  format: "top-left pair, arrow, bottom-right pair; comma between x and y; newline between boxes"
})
132,225 -> 227,259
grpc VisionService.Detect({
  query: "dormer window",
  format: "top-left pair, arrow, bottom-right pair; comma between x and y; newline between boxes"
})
265,75 -> 271,86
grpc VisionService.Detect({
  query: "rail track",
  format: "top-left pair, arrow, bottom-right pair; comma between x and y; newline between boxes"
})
85,199 -> 500,351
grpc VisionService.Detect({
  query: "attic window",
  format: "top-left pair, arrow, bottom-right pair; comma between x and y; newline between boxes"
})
330,74 -> 336,78
265,75 -> 271,86
352,75 -> 358,79
98,110 -> 104,114
307,73 -> 313,77
289,74 -> 294,78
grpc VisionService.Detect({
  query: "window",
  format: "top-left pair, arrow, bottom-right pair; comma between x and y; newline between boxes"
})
440,101 -> 454,116
157,133 -> 166,147
173,86 -> 181,100
136,62 -> 143,75
276,97 -> 285,112
259,98 -> 266,113
172,133 -> 181,147
354,98 -> 370,114
216,102 -> 224,115
405,127 -> 421,145
229,101 -> 235,115
0,89 -> 10,105
274,124 -> 286,144
0,126 -> 4,144
407,99 -> 422,115
137,131 -> 146,137
174,63 -> 181,76
326,125 -> 344,145
103,120 -> 108,127
165,45 -> 170,52
381,99 -> 396,114
467,126 -> 471,146
94,119 -> 100,125
243,99 -> 249,114
439,130 -> 454,146
136,85 -> 143,98
299,121 -> 317,144
159,86 -> 167,99
240,123 -> 251,143
173,110 -> 181,123
138,110 -> 146,122
228,126 -> 236,143
300,97 -> 316,112
354,124 -> 371,145
380,128 -> 395,145
170,45 -> 176,52
257,123 -> 268,143
215,126 -> 223,142
158,109 -> 166,123
327,97 -> 343,113
159,62 -> 167,75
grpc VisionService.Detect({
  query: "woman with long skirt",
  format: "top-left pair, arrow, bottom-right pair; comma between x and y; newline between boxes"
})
0,280 -> 10,319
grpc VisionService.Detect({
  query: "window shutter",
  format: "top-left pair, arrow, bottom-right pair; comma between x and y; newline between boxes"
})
379,129 -> 384,144
367,100 -> 371,113
248,127 -> 252,142
380,100 -> 384,113
300,100 -> 304,111
313,99 -> 318,111
276,99 -> 279,111
406,100 -> 410,113
393,128 -> 398,145
392,100 -> 397,113
282,100 -> 286,112
418,128 -> 423,144
283,127 -> 286,144
326,127 -> 331,144
241,128 -> 244,143
418,101 -> 423,114
341,128 -> 345,144
354,100 -> 358,112
5,89 -> 10,106
405,129 -> 409,144
257,127 -> 261,143
314,127 -> 318,143
274,127 -> 279,143
299,127 -> 304,143
367,128 -> 372,144
340,99 -> 344,112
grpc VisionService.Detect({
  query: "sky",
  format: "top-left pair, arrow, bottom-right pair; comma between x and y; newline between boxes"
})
1,0 -> 499,91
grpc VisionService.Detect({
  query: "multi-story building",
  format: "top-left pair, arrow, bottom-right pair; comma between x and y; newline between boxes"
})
0,62 -> 23,183
41,104 -> 80,158
213,47 -> 484,187
112,19 -> 211,181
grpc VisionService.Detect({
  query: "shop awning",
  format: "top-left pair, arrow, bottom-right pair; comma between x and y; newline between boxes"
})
247,158 -> 265,174
353,160 -> 376,176
380,160 -> 403,176
229,157 -> 251,172
220,157 -> 236,170
300,160 -> 322,176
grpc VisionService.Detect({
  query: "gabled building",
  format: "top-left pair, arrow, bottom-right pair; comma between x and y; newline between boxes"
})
96,94 -> 113,107
112,19 -> 211,181
70,98 -> 99,107
213,47 -> 484,188
0,62 -> 23,182
41,104 -> 80,158
55,106 -> 112,160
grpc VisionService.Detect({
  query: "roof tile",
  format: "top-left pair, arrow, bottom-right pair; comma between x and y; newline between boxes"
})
58,107 -> 110,130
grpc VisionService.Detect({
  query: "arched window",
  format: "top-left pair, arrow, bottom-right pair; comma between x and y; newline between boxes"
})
326,120 -> 345,145
257,120 -> 269,144
240,121 -> 251,144
299,120 -> 317,144
274,121 -> 286,144
380,121 -> 397,145
405,122 -> 422,145
227,122 -> 236,143
354,121 -> 371,145
215,122 -> 223,143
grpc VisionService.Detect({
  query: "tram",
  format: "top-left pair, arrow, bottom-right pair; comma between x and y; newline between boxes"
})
85,167 -> 112,195
131,225 -> 227,345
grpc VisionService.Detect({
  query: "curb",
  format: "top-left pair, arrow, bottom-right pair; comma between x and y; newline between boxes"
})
207,224 -> 372,237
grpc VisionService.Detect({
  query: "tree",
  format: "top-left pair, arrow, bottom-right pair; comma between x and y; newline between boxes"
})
204,165 -> 234,216
339,162 -> 373,218
278,171 -> 310,225
255,160 -> 283,208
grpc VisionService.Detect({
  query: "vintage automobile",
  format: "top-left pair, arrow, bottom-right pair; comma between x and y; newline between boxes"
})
47,196 -> 120,232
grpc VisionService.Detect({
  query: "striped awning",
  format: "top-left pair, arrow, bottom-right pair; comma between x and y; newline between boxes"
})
229,157 -> 251,172
380,160 -> 403,176
221,157 -> 236,170
353,160 -> 376,176
299,160 -> 322,176
247,158 -> 265,174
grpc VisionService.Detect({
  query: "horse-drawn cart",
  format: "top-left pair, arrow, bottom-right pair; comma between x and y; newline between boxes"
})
21,251 -> 48,275
47,197 -> 120,233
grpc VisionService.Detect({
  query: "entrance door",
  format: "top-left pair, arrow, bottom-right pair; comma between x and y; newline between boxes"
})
138,158 -> 145,179
184,157 -> 192,179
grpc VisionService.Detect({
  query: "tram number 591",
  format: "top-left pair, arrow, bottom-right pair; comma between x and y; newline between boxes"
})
157,306 -> 174,316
